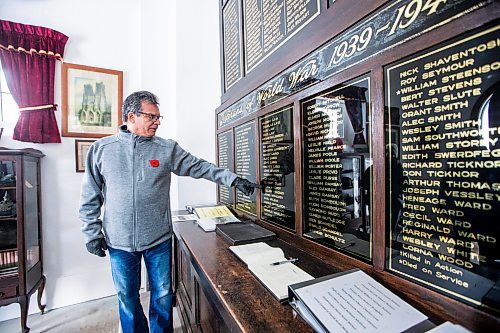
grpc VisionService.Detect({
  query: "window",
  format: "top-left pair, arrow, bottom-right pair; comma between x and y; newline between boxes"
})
0,62 -> 19,136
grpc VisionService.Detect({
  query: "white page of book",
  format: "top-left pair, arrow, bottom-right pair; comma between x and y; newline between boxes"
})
229,242 -> 285,265
249,262 -> 314,300
294,270 -> 427,333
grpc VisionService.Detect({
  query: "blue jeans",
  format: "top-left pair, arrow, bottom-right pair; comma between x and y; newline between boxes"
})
108,239 -> 174,333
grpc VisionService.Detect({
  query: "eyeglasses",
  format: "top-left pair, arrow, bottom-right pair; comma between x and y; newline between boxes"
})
137,111 -> 163,122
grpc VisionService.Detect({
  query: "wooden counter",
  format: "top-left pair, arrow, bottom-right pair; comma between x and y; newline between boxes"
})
173,220 -> 339,333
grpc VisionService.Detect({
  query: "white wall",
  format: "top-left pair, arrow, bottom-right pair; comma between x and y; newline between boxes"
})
141,0 -> 180,209
0,0 -> 221,322
175,2 -> 222,209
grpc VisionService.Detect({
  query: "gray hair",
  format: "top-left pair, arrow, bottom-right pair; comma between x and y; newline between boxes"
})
122,91 -> 160,122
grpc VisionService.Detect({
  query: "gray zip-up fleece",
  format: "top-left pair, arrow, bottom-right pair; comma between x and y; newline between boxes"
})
79,125 -> 237,252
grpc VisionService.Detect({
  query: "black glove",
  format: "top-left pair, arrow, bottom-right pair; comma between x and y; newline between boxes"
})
232,177 -> 259,196
86,238 -> 108,257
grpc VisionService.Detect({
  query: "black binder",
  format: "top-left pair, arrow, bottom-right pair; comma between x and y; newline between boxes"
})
216,222 -> 276,245
288,269 -> 435,333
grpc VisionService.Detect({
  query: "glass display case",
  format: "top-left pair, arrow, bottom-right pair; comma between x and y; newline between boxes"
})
0,148 -> 45,333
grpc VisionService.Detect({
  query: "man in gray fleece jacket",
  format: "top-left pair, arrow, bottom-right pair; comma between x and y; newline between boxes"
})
79,91 -> 258,333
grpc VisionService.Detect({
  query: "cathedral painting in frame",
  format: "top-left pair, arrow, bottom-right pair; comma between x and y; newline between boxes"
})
62,63 -> 123,138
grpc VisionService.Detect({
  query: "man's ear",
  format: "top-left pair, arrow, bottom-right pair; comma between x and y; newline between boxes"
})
127,112 -> 135,123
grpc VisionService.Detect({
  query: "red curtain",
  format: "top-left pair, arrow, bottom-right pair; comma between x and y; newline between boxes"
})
0,19 -> 68,143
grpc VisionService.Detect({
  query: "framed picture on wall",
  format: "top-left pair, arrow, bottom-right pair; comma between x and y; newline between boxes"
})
75,139 -> 95,172
62,63 -> 123,138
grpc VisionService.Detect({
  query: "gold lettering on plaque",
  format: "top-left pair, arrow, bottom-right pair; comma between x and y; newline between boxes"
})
436,254 -> 474,269
402,244 -> 433,256
402,219 -> 452,233
401,235 -> 441,250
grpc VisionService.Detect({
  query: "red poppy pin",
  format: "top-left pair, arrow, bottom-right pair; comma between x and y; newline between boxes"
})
150,160 -> 159,167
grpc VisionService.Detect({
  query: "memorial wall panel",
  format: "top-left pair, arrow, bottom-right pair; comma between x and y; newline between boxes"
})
218,130 -> 235,205
385,24 -> 500,312
302,76 -> 372,261
243,0 -> 320,73
223,0 -> 243,90
235,121 -> 257,215
216,0 -> 500,329
259,106 -> 295,231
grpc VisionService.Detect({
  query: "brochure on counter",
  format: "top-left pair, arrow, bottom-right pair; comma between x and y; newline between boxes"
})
192,205 -> 241,231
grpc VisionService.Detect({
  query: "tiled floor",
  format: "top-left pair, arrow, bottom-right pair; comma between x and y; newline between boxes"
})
0,292 -> 183,333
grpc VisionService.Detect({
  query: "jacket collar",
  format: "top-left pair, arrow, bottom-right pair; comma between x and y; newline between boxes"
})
117,124 -> 152,143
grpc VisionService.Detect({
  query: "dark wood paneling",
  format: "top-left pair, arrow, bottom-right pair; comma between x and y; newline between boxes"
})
196,280 -> 218,333
371,66 -> 386,271
180,243 -> 193,309
215,1 -> 500,331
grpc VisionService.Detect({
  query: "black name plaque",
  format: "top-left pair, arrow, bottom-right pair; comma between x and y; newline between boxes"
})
218,130 -> 235,205
259,106 -> 295,230
235,121 -> 257,215
223,0 -> 243,90
243,0 -> 320,73
386,25 -> 500,311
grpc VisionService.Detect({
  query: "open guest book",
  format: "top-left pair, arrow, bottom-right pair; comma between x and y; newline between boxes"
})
288,269 -> 435,333
229,242 -> 314,302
